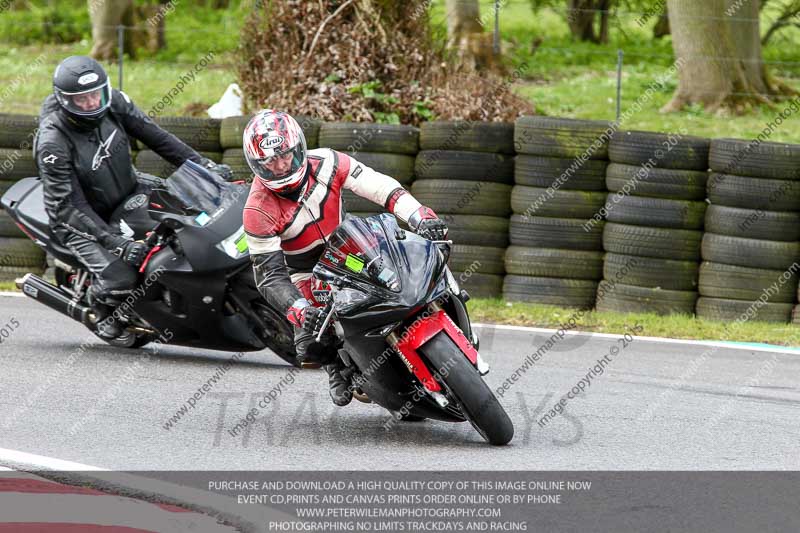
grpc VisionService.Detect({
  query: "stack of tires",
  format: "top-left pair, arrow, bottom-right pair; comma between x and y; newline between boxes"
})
504,117 -> 611,308
0,113 -> 46,282
698,139 -> 800,323
597,130 -> 710,315
135,117 -> 223,178
411,121 -> 515,298
318,122 -> 418,220
219,114 -> 322,182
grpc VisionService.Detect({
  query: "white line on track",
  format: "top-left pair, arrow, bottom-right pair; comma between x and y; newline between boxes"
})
0,447 -> 105,471
0,291 -> 24,298
0,447 -> 298,532
474,323 -> 800,355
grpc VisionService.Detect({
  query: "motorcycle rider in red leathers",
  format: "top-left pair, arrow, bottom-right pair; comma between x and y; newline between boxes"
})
241,110 -> 448,406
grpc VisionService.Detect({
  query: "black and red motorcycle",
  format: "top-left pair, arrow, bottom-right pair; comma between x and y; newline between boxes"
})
310,213 -> 514,445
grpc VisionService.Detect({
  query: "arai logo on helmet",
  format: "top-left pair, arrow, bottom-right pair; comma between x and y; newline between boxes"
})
77,72 -> 99,86
259,135 -> 285,152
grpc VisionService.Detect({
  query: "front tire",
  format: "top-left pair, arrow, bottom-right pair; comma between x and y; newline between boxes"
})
420,332 -> 514,445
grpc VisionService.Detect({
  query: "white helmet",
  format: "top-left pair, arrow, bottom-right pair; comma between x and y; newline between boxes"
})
243,110 -> 308,194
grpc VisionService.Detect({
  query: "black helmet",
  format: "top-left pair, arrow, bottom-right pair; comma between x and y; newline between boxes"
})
53,56 -> 112,126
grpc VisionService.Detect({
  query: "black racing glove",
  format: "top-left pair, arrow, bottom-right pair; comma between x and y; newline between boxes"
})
112,238 -> 150,268
409,206 -> 448,241
302,306 -> 328,336
286,298 -> 327,333
199,158 -> 233,181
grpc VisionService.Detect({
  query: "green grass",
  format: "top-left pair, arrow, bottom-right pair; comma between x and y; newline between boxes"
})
0,43 -> 237,116
0,282 -> 18,291
467,298 -> 800,346
3,0 -> 800,143
0,2 -> 245,116
429,2 -> 800,142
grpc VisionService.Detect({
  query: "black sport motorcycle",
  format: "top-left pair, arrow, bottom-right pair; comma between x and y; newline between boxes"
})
309,213 -> 514,445
0,161 -> 297,364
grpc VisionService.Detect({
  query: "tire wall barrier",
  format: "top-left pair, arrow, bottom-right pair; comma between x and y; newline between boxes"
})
2,112 -> 800,323
0,113 -> 45,279
598,129 -> 709,316
505,117 -> 612,309
701,139 -> 800,323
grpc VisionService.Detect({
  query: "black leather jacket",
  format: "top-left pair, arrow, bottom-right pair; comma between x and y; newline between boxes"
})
35,89 -> 204,248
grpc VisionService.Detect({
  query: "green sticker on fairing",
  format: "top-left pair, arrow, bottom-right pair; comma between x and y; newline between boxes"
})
345,254 -> 364,273
235,233 -> 249,253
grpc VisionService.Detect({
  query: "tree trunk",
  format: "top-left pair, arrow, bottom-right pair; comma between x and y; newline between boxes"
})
663,0 -> 788,113
597,0 -> 611,44
566,0 -> 612,43
567,0 -> 597,42
445,0 -> 495,70
445,0 -> 482,47
88,0 -> 133,61
653,7 -> 670,38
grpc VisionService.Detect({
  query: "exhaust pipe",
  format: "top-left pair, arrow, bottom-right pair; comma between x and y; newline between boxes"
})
16,273 -> 94,326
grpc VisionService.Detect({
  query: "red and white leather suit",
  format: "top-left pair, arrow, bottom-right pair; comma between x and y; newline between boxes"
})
243,148 -> 423,315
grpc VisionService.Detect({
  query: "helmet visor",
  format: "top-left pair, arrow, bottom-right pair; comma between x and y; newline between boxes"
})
55,81 -> 111,117
254,143 -> 305,182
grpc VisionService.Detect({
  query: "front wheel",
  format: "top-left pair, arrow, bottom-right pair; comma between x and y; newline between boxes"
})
420,332 -> 514,445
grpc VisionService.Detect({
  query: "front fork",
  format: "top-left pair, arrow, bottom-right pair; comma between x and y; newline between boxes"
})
386,300 -> 490,401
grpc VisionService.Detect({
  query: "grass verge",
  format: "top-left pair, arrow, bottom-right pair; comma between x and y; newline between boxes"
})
0,282 -> 19,291
467,298 -> 800,347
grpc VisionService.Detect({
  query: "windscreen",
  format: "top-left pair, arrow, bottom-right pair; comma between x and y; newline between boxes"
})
149,160 -> 235,226
324,214 -> 402,292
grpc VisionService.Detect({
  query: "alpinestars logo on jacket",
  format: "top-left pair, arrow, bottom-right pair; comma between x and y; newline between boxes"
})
91,128 -> 118,171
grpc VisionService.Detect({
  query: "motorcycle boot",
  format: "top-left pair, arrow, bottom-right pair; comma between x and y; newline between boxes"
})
87,284 -> 133,343
323,358 -> 353,406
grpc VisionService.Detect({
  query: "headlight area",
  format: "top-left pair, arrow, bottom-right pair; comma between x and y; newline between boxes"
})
217,225 -> 249,259
333,287 -> 372,313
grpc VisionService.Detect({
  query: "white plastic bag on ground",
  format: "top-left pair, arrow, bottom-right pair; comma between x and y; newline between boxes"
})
207,83 -> 243,118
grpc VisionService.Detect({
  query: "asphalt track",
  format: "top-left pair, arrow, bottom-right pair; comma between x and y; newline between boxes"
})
1,294 -> 799,471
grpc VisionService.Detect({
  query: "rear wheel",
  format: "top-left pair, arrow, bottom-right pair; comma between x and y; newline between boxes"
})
419,332 -> 514,445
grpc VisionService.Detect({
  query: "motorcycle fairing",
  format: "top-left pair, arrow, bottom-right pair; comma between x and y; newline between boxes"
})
394,309 -> 480,393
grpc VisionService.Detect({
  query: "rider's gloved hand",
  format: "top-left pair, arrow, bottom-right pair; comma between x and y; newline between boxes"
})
409,206 -> 448,241
287,298 -> 335,364
112,238 -> 150,268
286,298 -> 327,335
199,157 -> 233,181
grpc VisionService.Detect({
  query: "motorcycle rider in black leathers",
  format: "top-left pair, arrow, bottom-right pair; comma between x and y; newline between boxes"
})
36,56 -> 231,341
